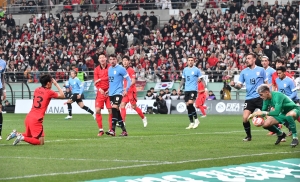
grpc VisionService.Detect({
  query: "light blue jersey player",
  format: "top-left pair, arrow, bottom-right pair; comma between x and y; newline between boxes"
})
64,70 -> 94,120
230,53 -> 268,142
276,66 -> 299,103
261,56 -> 275,90
106,54 -> 131,137
0,58 -> 6,140
178,57 -> 202,130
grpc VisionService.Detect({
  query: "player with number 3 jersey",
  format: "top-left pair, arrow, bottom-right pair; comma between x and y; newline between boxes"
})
6,75 -> 65,145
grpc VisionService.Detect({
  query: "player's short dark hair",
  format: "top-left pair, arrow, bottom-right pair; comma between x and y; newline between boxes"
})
150,87 -> 154,90
247,52 -> 257,58
122,55 -> 130,61
147,90 -> 151,93
99,52 -> 106,57
257,84 -> 270,93
275,59 -> 285,65
40,74 -> 52,87
188,56 -> 194,60
109,54 -> 117,58
276,66 -> 286,72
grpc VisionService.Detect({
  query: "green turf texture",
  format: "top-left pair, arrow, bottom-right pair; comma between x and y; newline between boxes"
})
0,114 -> 299,182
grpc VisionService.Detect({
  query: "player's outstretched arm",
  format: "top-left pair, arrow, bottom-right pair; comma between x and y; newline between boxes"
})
52,78 -> 65,99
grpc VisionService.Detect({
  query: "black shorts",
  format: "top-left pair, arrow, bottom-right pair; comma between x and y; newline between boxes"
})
69,93 -> 83,103
244,97 -> 263,113
110,95 -> 123,106
184,91 -> 197,102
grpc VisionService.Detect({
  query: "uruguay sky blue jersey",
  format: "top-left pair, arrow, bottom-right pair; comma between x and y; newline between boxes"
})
238,66 -> 267,100
108,65 -> 131,96
0,59 -> 6,89
65,77 -> 84,94
265,66 -> 275,84
276,76 -> 298,101
182,66 -> 202,91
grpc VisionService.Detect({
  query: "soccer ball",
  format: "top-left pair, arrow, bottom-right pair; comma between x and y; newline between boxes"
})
252,116 -> 265,127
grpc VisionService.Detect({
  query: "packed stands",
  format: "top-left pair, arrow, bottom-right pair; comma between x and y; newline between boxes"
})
0,0 -> 299,86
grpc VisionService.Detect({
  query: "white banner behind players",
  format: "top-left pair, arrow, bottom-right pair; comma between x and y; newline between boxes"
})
15,100 -> 166,114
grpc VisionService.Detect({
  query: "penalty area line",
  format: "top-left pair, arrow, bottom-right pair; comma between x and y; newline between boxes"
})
0,151 -> 299,180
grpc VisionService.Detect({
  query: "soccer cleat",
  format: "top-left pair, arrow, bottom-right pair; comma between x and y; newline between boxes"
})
6,130 -> 17,141
142,117 -> 148,127
119,131 -> 128,136
291,138 -> 299,148
186,123 -> 194,129
281,138 -> 286,142
0,136 -> 2,140
65,115 -> 72,120
275,132 -> 286,145
243,136 -> 252,141
13,134 -> 24,146
105,130 -> 115,136
201,115 -> 207,118
93,113 -> 96,120
97,131 -> 104,136
193,119 -> 200,129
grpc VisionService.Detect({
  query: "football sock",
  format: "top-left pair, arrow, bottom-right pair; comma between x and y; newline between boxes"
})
264,125 -> 282,136
0,112 -> 2,136
187,105 -> 193,123
118,111 -> 126,132
243,121 -> 251,137
24,137 -> 41,145
199,106 -> 206,116
189,104 -> 198,119
67,103 -> 72,116
135,107 -> 145,119
111,108 -> 118,131
121,108 -> 126,122
283,121 -> 290,131
96,113 -> 102,129
108,113 -> 112,130
82,106 -> 94,115
286,116 -> 298,138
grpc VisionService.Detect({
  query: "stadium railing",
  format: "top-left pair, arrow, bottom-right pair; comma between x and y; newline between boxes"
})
3,1 -> 216,15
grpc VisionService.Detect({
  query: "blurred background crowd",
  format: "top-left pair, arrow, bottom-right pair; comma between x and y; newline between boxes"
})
0,0 -> 299,84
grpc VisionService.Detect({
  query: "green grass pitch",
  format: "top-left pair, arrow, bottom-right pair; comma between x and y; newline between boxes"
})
0,114 -> 299,182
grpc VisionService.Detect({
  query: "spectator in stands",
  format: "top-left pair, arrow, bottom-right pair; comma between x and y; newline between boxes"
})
5,14 -> 16,30
144,90 -> 156,100
38,0 -> 45,11
27,1 -> 37,13
153,95 -> 168,114
207,90 -> 216,100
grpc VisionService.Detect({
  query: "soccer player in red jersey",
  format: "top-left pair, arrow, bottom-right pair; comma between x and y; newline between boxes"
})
195,79 -> 207,118
94,53 -> 113,136
120,56 -> 148,127
271,59 -> 293,91
6,75 -> 65,145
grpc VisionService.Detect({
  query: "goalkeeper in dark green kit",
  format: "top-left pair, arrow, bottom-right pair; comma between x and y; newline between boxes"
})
248,84 -> 299,147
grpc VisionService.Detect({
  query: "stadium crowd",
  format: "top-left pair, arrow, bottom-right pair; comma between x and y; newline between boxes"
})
0,0 -> 299,84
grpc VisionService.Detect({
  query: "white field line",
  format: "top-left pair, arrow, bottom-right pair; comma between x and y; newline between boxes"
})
47,129 -> 265,142
0,156 -> 163,163
0,151 -> 299,180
